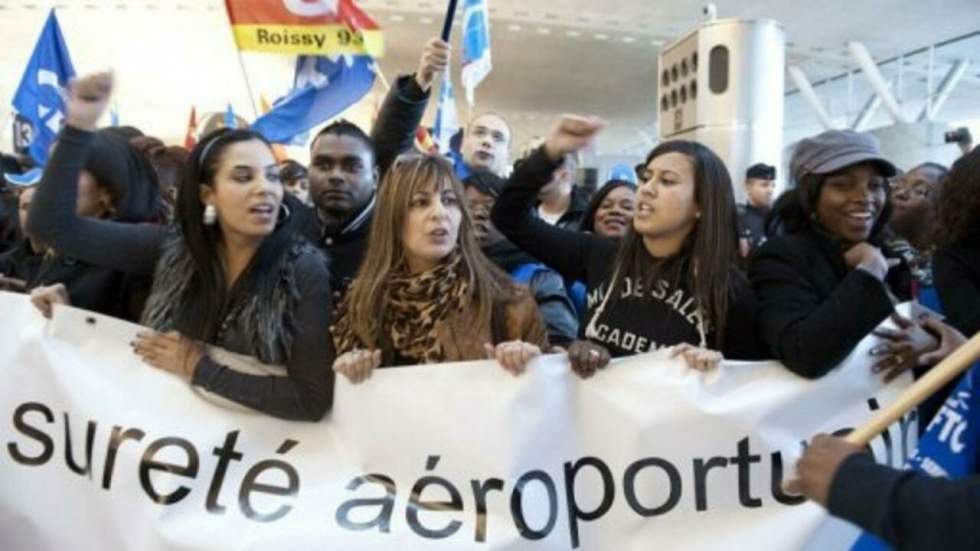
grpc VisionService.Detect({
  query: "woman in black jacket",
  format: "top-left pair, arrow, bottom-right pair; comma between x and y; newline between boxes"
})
933,146 -> 980,336
27,126 -> 162,321
27,72 -> 334,421
492,115 -> 768,375
750,129 -> 949,380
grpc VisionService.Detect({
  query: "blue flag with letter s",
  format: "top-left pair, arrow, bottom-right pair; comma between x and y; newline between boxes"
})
11,9 -> 76,166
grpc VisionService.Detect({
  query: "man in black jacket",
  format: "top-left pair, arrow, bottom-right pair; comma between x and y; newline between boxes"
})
0,185 -> 43,290
296,38 -> 449,301
792,318 -> 973,551
534,153 -> 589,230
795,432 -> 979,551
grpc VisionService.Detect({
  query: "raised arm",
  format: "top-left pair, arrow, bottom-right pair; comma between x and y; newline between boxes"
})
370,38 -> 447,179
26,73 -> 163,275
191,248 -> 335,421
492,141 -> 615,282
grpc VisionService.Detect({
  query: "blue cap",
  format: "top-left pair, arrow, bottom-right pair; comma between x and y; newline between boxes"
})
3,167 -> 43,187
608,163 -> 637,184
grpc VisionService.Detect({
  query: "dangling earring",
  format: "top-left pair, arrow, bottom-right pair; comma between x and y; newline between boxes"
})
203,204 -> 217,226
277,203 -> 291,226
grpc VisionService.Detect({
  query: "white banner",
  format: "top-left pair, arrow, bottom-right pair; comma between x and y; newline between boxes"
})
0,292 -> 917,550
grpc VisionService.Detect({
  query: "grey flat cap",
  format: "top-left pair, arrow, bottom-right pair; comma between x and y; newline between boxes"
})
790,130 -> 897,184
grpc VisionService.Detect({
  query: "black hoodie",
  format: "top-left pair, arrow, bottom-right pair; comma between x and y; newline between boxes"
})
493,147 -> 767,359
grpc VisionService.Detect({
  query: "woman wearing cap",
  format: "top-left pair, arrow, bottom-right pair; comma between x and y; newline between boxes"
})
750,129 -> 956,381
27,72 -> 334,421
493,115 -> 768,376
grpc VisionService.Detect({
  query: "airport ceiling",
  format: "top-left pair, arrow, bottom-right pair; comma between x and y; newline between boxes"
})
1,0 -> 979,156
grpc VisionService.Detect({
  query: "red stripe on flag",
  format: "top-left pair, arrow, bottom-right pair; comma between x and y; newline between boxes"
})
225,0 -> 380,30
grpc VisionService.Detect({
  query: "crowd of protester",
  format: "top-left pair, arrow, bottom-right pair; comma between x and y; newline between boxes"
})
1,36 -> 979,550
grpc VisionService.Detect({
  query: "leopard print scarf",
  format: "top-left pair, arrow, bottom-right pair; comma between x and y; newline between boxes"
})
331,250 -> 470,363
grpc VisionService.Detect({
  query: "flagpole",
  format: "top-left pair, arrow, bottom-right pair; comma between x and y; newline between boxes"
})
441,0 -> 459,41
234,52 -> 261,119
371,62 -> 391,93
221,4 -> 259,119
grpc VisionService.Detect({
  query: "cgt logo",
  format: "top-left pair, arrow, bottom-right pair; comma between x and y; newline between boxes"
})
283,0 -> 339,17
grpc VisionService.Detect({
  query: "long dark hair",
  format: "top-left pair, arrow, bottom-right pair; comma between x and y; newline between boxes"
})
605,140 -> 738,348
85,129 -> 164,223
934,146 -> 980,246
766,168 -> 894,245
172,128 -> 298,342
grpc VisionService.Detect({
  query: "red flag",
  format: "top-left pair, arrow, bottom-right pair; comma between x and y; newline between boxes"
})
224,0 -> 384,57
184,107 -> 197,150
415,126 -> 438,154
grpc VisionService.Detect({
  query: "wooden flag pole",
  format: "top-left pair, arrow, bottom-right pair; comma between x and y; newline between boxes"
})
845,333 -> 980,446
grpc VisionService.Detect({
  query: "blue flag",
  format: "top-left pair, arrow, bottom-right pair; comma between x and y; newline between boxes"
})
851,364 -> 980,550
225,103 -> 238,129
251,55 -> 376,144
432,72 -> 459,156
460,0 -> 492,106
11,9 -> 76,166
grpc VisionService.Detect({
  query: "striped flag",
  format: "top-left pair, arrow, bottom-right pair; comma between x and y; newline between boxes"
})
460,0 -> 491,106
225,0 -> 384,58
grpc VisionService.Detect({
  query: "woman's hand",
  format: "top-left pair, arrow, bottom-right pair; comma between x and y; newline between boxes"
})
870,312 -> 939,382
543,115 -> 606,162
133,330 -> 204,381
567,340 -> 611,379
30,283 -> 70,318
670,343 -> 723,371
65,72 -> 113,132
843,243 -> 896,281
333,349 -> 382,384
485,341 -> 541,376
918,316 -> 967,366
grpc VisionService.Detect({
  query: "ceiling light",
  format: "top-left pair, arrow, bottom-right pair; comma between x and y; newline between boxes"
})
537,27 -> 551,35
507,24 -> 522,31
594,33 -> 609,41
566,30 -> 581,37
622,36 -> 636,43
389,14 -> 405,22
419,16 -> 433,24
